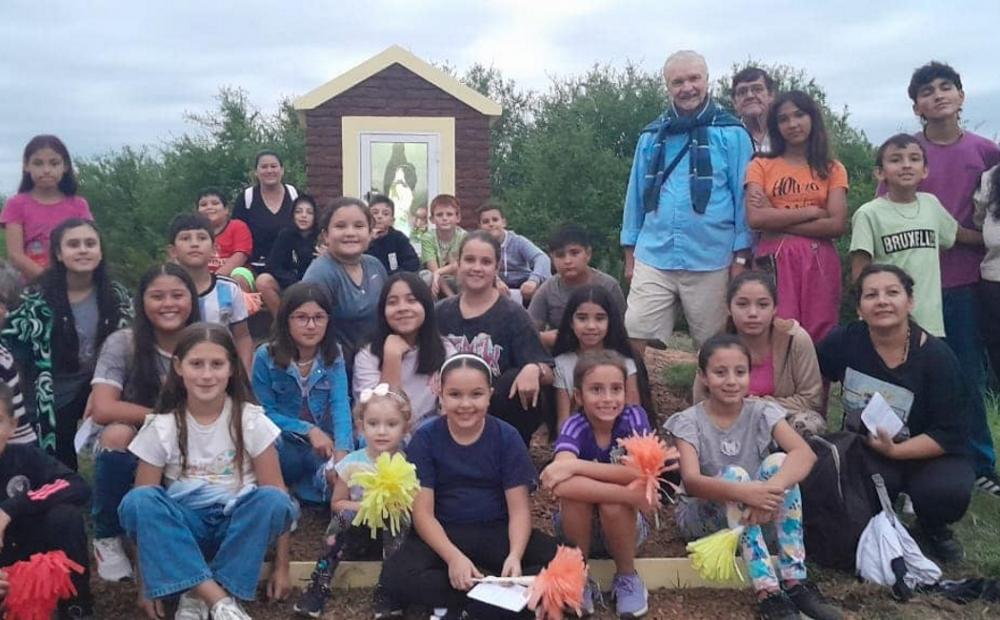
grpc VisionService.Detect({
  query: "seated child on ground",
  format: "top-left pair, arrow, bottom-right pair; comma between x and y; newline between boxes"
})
366,194 -> 421,276
257,194 -> 321,316
421,194 -> 467,299
294,385 -> 413,619
528,224 -> 626,349
540,350 -> 653,618
119,323 -> 296,620
0,382 -> 93,619
167,213 -> 254,372
551,285 -> 642,431
195,188 -> 254,290
664,334 -> 841,620
381,354 -> 558,619
477,201 -> 550,305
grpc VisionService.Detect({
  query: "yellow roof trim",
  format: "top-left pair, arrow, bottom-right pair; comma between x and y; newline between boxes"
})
294,45 -> 501,117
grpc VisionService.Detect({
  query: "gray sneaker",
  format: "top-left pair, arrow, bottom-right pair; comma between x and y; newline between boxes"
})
580,577 -> 597,616
611,572 -> 648,619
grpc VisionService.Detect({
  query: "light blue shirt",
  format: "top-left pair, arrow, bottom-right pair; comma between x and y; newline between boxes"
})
620,123 -> 753,271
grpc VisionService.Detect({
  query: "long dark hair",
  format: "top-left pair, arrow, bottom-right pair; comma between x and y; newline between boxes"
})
724,270 -> 778,334
552,285 -> 632,360
268,282 -> 340,369
766,90 -> 833,180
155,323 -> 255,481
40,219 -> 122,374
19,135 -> 78,195
370,272 -> 446,375
128,264 -> 201,407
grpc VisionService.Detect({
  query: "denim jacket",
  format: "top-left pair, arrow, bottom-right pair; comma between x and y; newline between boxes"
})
251,343 -> 354,452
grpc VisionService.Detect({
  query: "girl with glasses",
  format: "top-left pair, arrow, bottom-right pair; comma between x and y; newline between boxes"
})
251,282 -> 353,505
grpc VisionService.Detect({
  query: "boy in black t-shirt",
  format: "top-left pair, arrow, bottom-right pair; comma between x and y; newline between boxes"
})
365,194 -> 421,275
0,382 -> 92,619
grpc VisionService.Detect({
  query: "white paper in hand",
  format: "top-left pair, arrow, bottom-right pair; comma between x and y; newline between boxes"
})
467,582 -> 530,612
861,392 -> 904,438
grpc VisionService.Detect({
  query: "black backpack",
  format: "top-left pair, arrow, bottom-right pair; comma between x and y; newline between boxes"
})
800,432 -> 880,571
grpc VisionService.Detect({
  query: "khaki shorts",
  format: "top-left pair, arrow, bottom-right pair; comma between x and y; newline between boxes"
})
624,260 -> 728,348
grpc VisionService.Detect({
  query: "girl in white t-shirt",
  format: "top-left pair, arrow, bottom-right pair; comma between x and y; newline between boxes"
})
119,323 -> 296,620
551,284 -> 642,430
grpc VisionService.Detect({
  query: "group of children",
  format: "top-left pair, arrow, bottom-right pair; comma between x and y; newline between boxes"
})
0,56 -> 994,620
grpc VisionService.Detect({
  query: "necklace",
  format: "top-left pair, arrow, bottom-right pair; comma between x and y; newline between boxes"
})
901,323 -> 911,365
295,357 -> 315,368
888,195 -> 922,221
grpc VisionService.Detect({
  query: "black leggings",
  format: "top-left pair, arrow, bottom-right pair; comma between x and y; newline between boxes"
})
871,452 -> 974,528
381,521 -> 558,616
54,387 -> 90,471
490,368 -> 552,445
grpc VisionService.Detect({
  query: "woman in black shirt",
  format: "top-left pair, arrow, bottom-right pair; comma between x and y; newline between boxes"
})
232,149 -> 300,272
818,264 -> 973,562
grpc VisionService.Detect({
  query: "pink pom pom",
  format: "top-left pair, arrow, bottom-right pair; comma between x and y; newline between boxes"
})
618,432 -> 680,508
527,546 -> 588,619
6,550 -> 85,620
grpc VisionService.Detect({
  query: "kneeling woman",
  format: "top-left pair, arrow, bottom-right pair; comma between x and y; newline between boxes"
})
666,335 -> 841,620
252,282 -> 353,503
435,231 -> 554,444
120,324 -> 296,619
818,264 -> 974,562
380,354 -> 558,617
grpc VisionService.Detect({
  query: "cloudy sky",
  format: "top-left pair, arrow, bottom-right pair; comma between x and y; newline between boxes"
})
3,1 -> 998,194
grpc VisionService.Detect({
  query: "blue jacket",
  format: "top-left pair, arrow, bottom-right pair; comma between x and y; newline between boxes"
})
251,343 -> 354,452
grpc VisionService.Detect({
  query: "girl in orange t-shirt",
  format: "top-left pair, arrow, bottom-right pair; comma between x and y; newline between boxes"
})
744,90 -> 849,343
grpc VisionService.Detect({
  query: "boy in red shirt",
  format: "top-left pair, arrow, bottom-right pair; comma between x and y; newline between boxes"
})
196,188 -> 254,290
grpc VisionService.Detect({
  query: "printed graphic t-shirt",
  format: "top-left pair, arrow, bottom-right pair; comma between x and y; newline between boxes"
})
745,157 -> 848,211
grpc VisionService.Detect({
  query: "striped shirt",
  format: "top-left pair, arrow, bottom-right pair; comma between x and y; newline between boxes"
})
0,345 -> 35,444
198,275 -> 248,328
554,405 -> 651,464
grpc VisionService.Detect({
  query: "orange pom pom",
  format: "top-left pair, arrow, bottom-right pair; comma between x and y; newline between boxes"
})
618,432 -> 680,507
6,550 -> 85,620
527,546 -> 588,620
242,291 -> 263,316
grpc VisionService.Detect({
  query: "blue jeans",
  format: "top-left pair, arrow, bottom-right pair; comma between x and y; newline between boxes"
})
277,431 -> 328,504
119,485 -> 295,600
943,285 -> 996,476
92,449 -> 137,539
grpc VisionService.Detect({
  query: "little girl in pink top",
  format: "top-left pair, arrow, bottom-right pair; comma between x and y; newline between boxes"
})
1,135 -> 93,280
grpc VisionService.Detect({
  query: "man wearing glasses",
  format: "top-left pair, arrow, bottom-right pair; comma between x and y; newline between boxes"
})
731,67 -> 776,153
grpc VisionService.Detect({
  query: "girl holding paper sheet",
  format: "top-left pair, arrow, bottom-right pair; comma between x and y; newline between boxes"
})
817,263 -> 974,562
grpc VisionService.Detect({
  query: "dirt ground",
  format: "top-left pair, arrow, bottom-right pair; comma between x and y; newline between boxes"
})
92,349 -> 999,619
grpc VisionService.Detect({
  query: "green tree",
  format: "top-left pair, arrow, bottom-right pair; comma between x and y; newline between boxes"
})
76,88 -> 305,285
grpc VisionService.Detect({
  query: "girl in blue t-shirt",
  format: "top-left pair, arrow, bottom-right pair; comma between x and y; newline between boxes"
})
552,284 -> 643,430
541,349 -> 654,618
380,353 -> 558,617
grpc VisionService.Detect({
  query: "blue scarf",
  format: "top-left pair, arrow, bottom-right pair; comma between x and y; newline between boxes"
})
641,97 -> 744,214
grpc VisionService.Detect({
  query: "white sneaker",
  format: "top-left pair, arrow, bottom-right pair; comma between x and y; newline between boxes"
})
93,536 -> 134,582
174,591 -> 209,620
210,597 -> 252,620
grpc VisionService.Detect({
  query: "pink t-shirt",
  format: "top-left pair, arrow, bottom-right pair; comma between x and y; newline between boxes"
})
0,193 -> 93,268
913,133 -> 1000,288
749,355 -> 775,397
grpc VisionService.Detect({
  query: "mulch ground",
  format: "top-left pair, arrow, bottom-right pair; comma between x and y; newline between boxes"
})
92,349 -> 999,619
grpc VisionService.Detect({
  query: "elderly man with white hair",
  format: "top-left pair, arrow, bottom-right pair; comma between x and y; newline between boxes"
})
621,50 -> 753,354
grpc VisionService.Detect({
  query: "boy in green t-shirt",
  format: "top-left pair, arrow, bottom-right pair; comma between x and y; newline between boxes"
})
420,194 -> 467,298
850,134 -> 981,337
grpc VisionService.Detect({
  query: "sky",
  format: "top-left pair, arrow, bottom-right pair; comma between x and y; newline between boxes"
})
3,0 -> 999,194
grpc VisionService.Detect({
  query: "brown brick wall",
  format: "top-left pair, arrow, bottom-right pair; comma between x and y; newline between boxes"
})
304,63 -> 492,228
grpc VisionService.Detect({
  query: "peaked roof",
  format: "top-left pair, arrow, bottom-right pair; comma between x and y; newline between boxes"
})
294,45 -> 502,117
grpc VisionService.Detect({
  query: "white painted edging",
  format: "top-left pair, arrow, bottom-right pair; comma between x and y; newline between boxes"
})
263,558 -> 751,590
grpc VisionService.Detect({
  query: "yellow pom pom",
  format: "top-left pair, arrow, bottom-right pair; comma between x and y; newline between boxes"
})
686,526 -> 746,583
350,453 -> 420,538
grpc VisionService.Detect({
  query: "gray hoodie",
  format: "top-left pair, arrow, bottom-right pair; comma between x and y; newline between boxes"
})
499,230 -> 551,287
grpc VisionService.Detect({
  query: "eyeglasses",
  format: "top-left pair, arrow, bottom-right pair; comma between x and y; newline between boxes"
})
290,313 -> 329,327
734,83 -> 768,99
